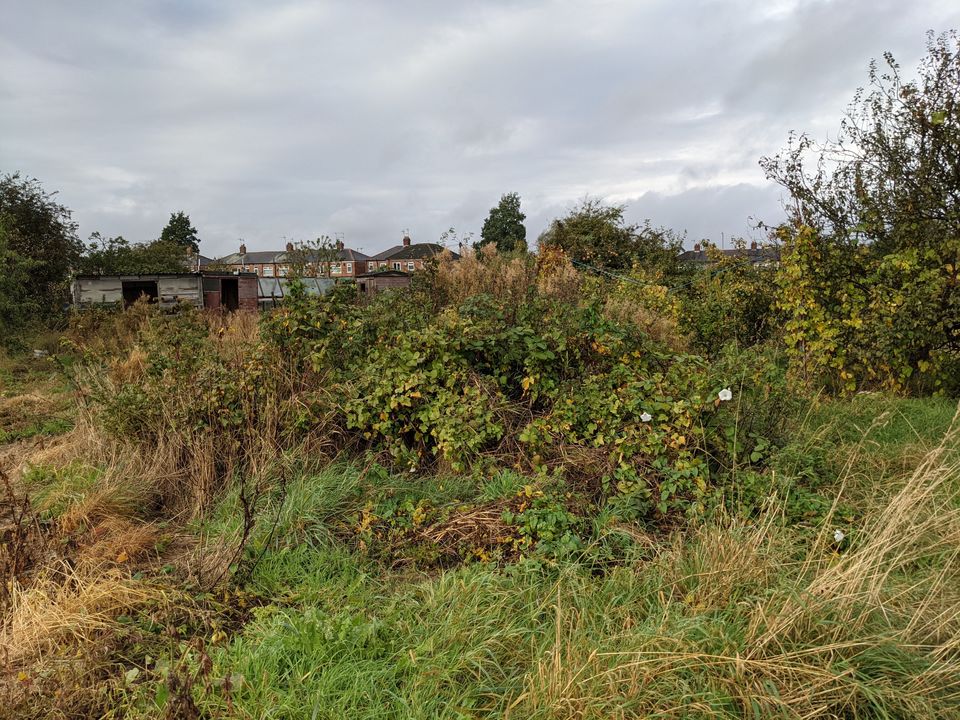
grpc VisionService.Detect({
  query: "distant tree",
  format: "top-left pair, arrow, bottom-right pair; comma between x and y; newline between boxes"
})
159,211 -> 200,252
477,192 -> 527,253
440,226 -> 474,253
0,172 -> 82,315
630,222 -> 687,281
538,198 -> 684,278
538,199 -> 633,270
0,215 -> 41,345
286,235 -> 340,278
78,233 -> 190,275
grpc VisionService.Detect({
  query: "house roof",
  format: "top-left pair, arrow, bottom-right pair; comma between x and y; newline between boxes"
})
333,248 -> 370,262
215,247 -> 370,265
180,254 -> 214,271
217,251 -> 285,264
371,243 -> 459,261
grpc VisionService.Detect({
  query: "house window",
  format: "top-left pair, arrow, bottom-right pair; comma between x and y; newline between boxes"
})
393,261 -> 401,271
379,262 -> 387,269
331,262 -> 342,274
406,261 -> 416,272
263,265 -> 274,277
279,266 -> 288,276
345,262 -> 353,274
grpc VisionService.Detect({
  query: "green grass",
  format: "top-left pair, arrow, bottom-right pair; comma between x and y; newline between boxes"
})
112,400 -> 960,718
10,379 -> 959,719
800,393 -> 958,460
0,347 -> 76,442
22,462 -> 103,519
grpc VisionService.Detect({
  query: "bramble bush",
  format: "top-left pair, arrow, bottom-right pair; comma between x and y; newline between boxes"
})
253,259 -> 794,522
71,252 -> 798,523
776,225 -> 960,394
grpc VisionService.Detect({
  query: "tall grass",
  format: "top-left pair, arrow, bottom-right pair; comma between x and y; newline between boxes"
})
101,410 -> 959,719
516,413 -> 960,718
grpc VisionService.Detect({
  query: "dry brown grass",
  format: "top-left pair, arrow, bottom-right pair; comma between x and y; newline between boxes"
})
1,562 -> 164,668
535,246 -> 584,304
206,307 -> 261,350
602,284 -> 688,352
512,414 -> 960,719
433,245 -> 539,307
657,510 -> 785,612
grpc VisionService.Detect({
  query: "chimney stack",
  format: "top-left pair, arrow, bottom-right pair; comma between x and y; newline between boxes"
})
694,242 -> 701,252
239,243 -> 247,255
335,239 -> 344,251
402,234 -> 411,247
286,241 -> 294,252
750,240 -> 758,250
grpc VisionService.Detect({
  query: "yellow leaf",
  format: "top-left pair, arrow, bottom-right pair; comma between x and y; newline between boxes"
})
116,551 -> 129,563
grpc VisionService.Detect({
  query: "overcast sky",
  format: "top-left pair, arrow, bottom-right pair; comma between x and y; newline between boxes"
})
2,1 -> 958,257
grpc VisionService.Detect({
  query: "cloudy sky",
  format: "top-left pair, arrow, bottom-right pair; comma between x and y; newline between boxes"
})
2,0 -> 958,258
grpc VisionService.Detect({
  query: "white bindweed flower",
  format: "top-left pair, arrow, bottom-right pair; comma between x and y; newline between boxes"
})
718,388 -> 733,402
833,529 -> 845,543
640,412 -> 652,423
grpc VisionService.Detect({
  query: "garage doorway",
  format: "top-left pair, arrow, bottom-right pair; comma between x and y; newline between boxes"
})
121,280 -> 158,307
220,278 -> 239,311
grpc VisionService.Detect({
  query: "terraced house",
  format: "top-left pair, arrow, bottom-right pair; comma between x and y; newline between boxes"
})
369,235 -> 459,272
215,235 -> 458,279
215,241 -> 372,278
215,243 -> 292,277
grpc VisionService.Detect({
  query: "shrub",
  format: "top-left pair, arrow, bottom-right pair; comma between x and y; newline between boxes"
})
777,225 -> 960,394
676,244 -> 782,355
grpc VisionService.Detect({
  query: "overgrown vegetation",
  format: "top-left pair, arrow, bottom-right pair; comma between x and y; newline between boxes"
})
2,32 -> 960,720
763,30 -> 960,394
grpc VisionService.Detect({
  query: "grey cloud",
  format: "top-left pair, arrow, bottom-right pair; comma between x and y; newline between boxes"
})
1,0 -> 958,256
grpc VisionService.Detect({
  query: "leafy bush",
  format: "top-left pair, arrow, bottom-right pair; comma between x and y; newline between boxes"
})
676,244 -> 782,355
777,225 -> 960,394
765,33 -> 960,394
254,255 -> 787,522
73,246 -> 796,523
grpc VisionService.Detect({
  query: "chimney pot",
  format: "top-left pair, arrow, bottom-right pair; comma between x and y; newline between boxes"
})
286,241 -> 294,253
402,234 -> 411,247
336,239 -> 344,251
239,243 -> 247,255
694,243 -> 701,252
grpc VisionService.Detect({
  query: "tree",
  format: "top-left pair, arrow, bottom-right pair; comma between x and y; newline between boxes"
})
477,192 -> 527,253
159,211 -> 200,252
286,235 -> 340,278
77,233 -> 190,275
0,172 -> 82,315
0,215 -> 41,345
440,226 -> 474,253
538,198 -> 684,278
762,31 -> 960,392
